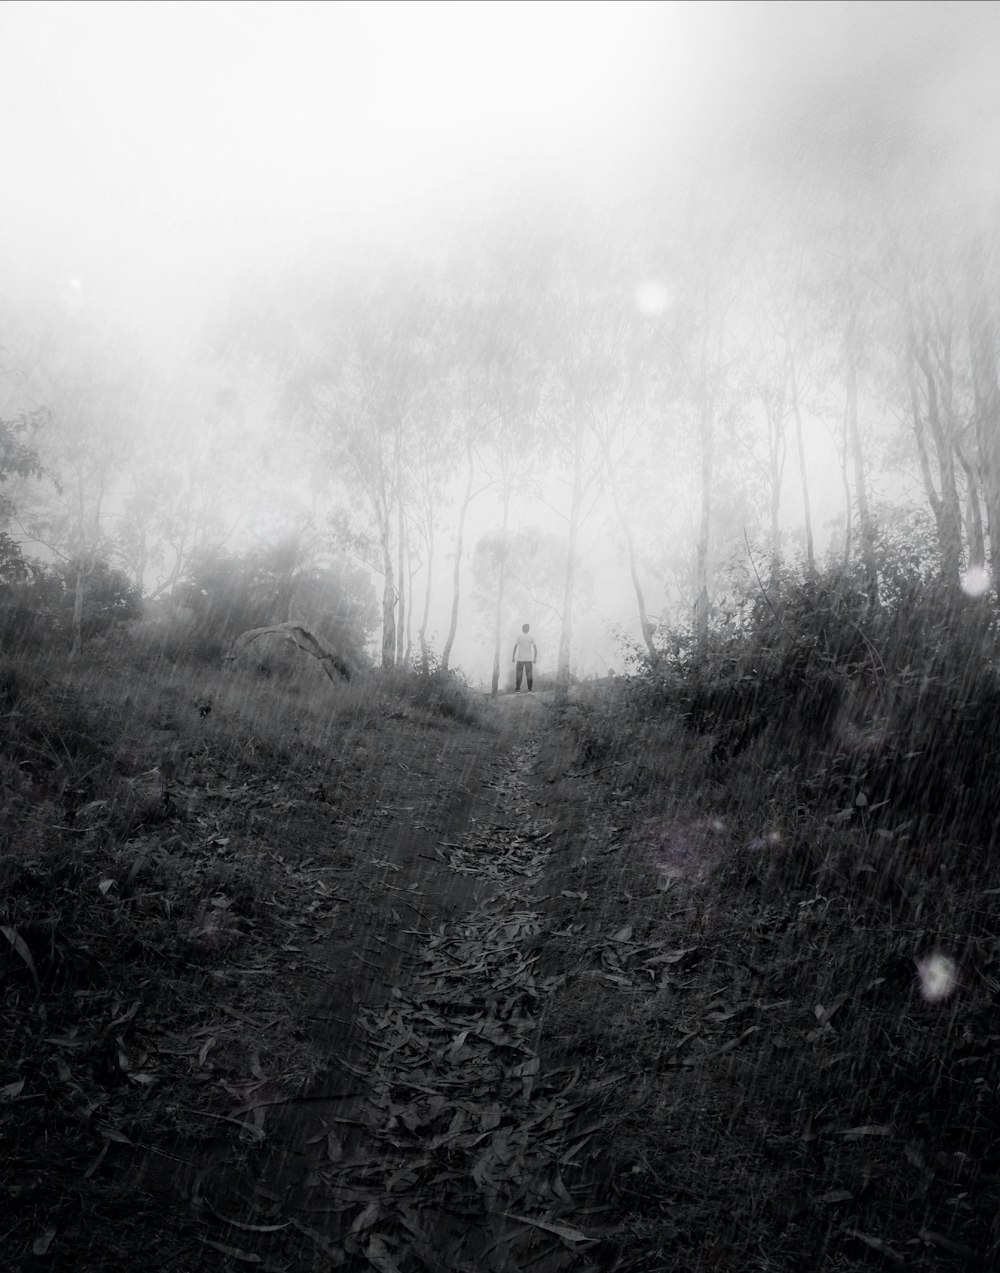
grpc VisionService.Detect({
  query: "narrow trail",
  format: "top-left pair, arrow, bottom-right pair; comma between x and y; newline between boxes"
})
172,691 -> 613,1273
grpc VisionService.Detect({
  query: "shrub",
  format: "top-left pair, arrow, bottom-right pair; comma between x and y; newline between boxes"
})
605,535 -> 1000,853
0,556 -> 141,654
368,664 -> 485,726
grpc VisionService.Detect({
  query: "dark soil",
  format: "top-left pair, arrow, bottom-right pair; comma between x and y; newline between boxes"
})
5,686 -> 605,1273
11,677 -> 994,1273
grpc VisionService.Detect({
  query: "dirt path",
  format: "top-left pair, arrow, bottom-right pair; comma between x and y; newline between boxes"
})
142,690 -> 614,1272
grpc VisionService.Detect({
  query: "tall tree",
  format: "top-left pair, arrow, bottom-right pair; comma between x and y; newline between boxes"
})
275,265 -> 434,667
15,331 -> 139,658
967,233 -> 1000,576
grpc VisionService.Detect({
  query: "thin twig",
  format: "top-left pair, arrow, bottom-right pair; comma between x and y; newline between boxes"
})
743,528 -> 787,632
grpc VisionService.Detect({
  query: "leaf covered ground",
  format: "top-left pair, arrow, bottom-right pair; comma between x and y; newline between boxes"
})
4,662 -> 999,1271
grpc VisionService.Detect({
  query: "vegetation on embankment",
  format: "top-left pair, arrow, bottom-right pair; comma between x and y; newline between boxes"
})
0,644 -> 485,1272
542,552 -> 1000,1270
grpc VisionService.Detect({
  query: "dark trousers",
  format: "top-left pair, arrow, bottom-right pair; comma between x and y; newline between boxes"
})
515,661 -> 533,691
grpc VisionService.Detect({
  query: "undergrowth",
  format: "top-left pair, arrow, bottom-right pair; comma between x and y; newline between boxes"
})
0,644 -> 485,1269
548,551 -> 1000,1269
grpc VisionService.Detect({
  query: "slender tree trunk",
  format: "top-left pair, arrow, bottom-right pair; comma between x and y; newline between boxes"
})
604,443 -> 656,662
844,308 -> 876,594
839,412 -> 853,571
441,435 -> 475,673
910,338 -> 962,579
787,343 -> 815,574
377,501 -> 396,668
68,564 -> 86,662
693,374 -> 715,650
133,519 -> 148,592
418,512 -> 433,672
967,238 -> 1000,575
768,440 -> 782,579
404,520 -> 416,669
557,417 -> 585,692
491,483 -> 511,696
907,351 -> 944,525
395,494 -> 406,667
956,438 -> 985,566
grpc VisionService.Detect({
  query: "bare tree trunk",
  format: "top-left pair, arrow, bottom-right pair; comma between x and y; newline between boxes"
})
787,342 -> 815,574
909,338 -> 963,579
693,377 -> 714,650
839,409 -> 853,571
956,438 -> 985,566
844,309 -> 876,595
557,418 -> 585,693
395,494 -> 406,667
604,443 -> 656,662
490,485 -> 511,696
907,352 -> 944,528
967,238 -> 1000,575
418,513 -> 433,672
441,435 -> 475,673
376,501 -> 396,668
765,374 -> 786,577
404,520 -> 416,669
768,448 -> 782,579
133,519 -> 148,592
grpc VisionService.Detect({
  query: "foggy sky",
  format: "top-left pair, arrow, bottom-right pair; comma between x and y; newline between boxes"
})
4,1 -> 999,346
4,2 -> 1000,677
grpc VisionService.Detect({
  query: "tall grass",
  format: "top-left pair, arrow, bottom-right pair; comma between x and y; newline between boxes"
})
548,549 -> 1000,1268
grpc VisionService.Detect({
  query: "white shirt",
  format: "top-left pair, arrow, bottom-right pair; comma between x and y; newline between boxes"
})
513,633 -> 537,661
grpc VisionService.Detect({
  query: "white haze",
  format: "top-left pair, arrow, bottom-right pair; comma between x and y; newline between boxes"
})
2,1 -> 1000,678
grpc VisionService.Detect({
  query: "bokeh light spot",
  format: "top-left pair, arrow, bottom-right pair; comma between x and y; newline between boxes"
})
917,952 -> 958,1002
961,565 -> 991,597
635,280 -> 672,317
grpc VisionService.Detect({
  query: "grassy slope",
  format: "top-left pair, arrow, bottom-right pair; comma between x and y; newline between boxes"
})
533,681 -> 1000,1272
0,651 -> 487,1271
7,645 -> 999,1271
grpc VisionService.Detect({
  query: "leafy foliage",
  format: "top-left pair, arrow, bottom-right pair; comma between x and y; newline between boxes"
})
636,525 -> 1000,841
171,538 -> 378,667
0,555 -> 140,651
0,409 -> 46,507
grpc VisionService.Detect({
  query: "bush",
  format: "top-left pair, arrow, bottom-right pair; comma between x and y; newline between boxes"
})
370,664 -> 485,726
107,611 -> 228,667
0,556 -> 141,654
607,536 -> 1000,852
176,541 -> 377,671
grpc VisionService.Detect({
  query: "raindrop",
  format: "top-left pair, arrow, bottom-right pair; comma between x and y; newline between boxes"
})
916,952 -> 958,1002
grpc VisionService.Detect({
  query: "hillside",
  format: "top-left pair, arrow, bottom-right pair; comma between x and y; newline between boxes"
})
3,650 -> 998,1272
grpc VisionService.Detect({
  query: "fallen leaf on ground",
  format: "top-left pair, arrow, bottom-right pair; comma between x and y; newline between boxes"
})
32,1225 -> 56,1255
839,1124 -> 892,1139
350,1201 -> 382,1235
502,1212 -> 593,1243
1,925 -> 39,992
918,1229 -> 980,1259
363,1234 -> 403,1273
841,1228 -> 904,1264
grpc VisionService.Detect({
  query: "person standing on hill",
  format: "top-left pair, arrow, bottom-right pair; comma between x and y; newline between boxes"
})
512,623 -> 538,693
